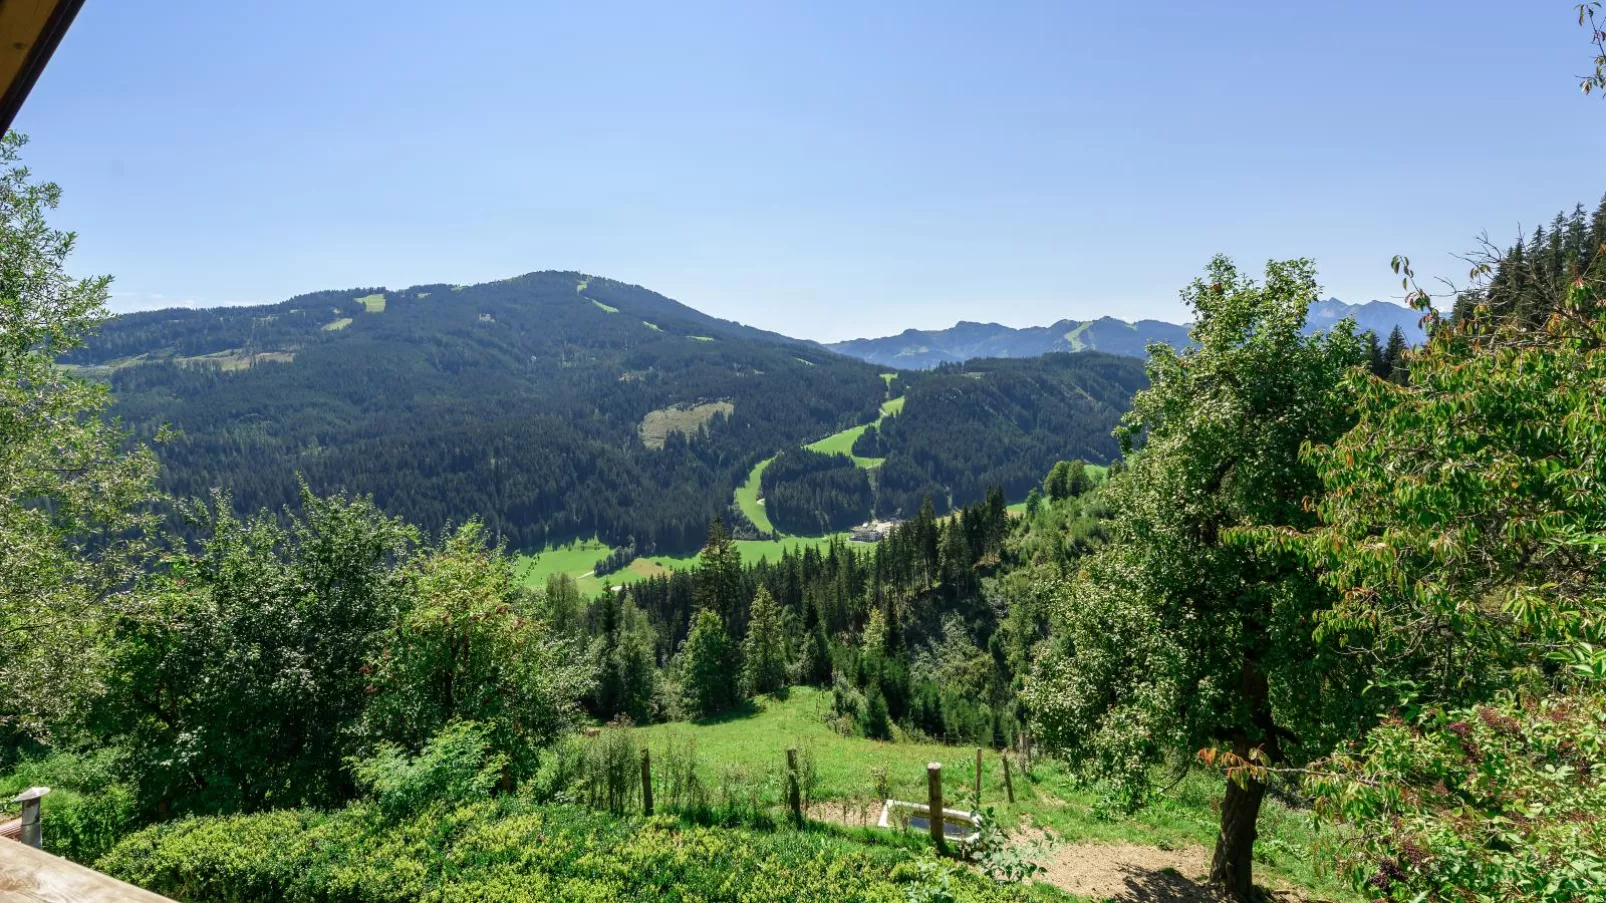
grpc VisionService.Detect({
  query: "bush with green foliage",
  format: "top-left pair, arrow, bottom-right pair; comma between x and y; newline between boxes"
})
351,720 -> 504,821
364,522 -> 592,782
0,750 -> 135,864
1307,692 -> 1606,901
1271,257 -> 1606,902
97,489 -> 415,816
99,798 -> 1028,902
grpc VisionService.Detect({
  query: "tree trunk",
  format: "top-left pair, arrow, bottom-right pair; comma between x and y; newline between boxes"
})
1210,746 -> 1267,902
1211,637 -> 1280,902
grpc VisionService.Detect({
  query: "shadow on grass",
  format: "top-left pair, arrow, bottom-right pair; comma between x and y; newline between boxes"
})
688,693 -> 786,727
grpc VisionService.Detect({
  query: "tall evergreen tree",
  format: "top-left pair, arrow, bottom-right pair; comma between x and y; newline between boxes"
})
1381,325 -> 1409,384
740,587 -> 788,696
694,518 -> 743,624
677,608 -> 740,718
1363,330 -> 1388,378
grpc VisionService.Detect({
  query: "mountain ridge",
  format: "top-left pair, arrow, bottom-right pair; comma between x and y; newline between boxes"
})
825,297 -> 1428,369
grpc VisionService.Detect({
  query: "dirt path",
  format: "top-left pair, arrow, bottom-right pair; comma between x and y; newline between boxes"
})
1035,840 -> 1217,901
811,802 -> 1318,902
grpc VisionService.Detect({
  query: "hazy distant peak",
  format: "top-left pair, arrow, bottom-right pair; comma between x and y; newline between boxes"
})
826,298 -> 1425,369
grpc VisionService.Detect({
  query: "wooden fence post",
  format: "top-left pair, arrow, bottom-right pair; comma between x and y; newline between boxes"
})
973,748 -> 982,807
786,748 -> 803,827
926,762 -> 945,853
640,748 -> 653,816
1002,753 -> 1015,803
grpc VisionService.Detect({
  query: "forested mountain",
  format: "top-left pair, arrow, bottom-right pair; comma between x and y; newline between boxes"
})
67,272 -> 888,553
871,352 -> 1145,515
66,272 -> 1144,552
825,298 -> 1425,369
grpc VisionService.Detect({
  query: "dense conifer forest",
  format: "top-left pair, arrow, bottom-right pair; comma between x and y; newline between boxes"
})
63,274 -> 1143,554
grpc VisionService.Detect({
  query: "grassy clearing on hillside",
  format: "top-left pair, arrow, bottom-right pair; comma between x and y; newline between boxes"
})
638,401 -> 735,449
322,317 -> 353,331
356,292 -> 386,313
517,535 -> 855,597
590,298 -> 619,313
735,457 -> 777,534
881,372 -> 897,386
643,320 -> 661,331
631,689 -> 1357,900
803,395 -> 904,467
174,350 -> 296,372
689,335 -> 714,342
517,539 -> 612,588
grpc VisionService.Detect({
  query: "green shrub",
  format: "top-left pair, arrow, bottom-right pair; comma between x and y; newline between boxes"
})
351,721 -> 504,820
0,749 -> 136,864
101,799 -> 1032,902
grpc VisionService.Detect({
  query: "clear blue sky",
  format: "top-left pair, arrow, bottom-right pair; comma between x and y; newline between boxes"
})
16,1 -> 1606,341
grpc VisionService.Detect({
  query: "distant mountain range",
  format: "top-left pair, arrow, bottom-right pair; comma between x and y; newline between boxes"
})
825,298 -> 1429,370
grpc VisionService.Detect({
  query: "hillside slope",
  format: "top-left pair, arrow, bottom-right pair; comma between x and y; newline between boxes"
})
70,272 -> 887,553
69,273 -> 1145,554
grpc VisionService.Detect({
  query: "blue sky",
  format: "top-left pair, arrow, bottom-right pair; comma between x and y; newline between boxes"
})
16,1 -> 1606,341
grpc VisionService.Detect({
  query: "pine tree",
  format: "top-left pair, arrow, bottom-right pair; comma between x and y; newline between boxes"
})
863,685 -> 892,740
694,518 -> 743,624
677,608 -> 739,718
740,587 -> 787,696
1382,325 -> 1409,384
1024,487 -> 1043,518
915,496 -> 939,586
1364,330 -> 1388,379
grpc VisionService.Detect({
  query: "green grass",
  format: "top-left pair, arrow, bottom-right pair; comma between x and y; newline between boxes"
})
881,372 -> 897,386
629,689 -> 1359,900
356,293 -> 386,313
516,539 -> 613,591
637,535 -> 853,574
735,457 -> 777,534
689,335 -> 715,342
802,396 -> 904,468
516,535 -> 858,597
793,356 -> 814,366
643,320 -> 661,331
322,317 -> 353,331
590,298 -> 619,314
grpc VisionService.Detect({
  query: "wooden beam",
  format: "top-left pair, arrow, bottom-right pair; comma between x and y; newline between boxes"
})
0,0 -> 86,135
0,838 -> 175,902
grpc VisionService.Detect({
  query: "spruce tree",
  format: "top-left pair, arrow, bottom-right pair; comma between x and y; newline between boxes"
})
797,595 -> 833,686
740,587 -> 788,696
677,608 -> 739,718
694,518 -> 743,624
1363,330 -> 1387,378
1382,325 -> 1409,384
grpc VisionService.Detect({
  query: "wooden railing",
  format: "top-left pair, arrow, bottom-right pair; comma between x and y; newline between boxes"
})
0,839 -> 174,902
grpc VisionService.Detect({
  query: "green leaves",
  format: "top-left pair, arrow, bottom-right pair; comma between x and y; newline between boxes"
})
0,132 -> 160,737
